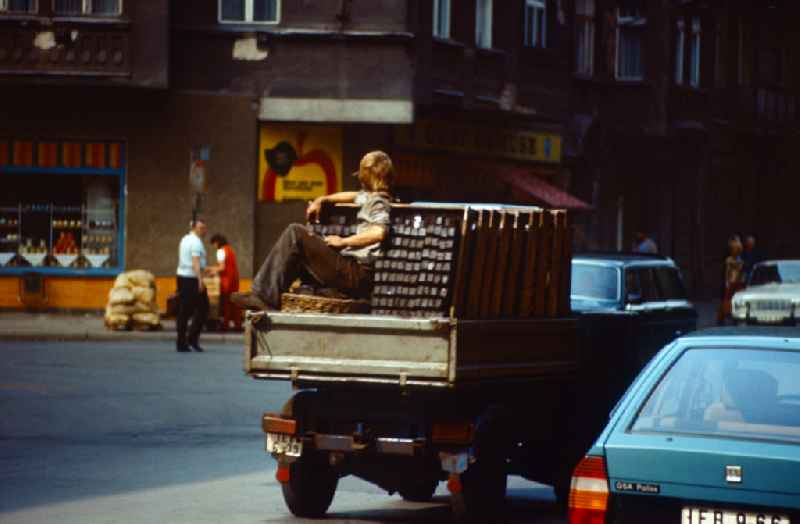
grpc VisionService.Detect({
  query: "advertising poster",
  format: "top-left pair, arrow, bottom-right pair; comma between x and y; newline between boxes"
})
258,125 -> 342,202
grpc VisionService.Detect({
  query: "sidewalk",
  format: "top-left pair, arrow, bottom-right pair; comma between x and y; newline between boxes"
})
0,299 -> 721,342
0,312 -> 245,343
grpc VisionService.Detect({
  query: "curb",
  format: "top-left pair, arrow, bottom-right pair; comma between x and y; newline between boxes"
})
0,331 -> 245,343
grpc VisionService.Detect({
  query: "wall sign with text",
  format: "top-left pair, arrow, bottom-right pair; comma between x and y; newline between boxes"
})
258,125 -> 343,202
394,120 -> 562,164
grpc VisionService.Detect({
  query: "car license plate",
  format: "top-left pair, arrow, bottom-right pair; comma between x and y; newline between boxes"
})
682,507 -> 791,524
266,432 -> 303,457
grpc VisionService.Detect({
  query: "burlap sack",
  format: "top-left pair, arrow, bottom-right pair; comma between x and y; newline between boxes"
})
108,286 -> 135,305
132,312 -> 161,331
113,273 -> 131,289
110,303 -> 137,315
132,300 -> 158,314
126,270 -> 155,288
131,286 -> 155,304
104,305 -> 130,330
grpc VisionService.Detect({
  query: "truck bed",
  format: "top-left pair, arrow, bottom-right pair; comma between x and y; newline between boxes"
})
244,312 -> 579,388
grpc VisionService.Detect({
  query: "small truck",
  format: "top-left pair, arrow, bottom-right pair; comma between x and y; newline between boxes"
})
243,203 -> 623,522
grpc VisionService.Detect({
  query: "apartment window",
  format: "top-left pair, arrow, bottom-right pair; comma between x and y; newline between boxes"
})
475,0 -> 493,49
616,7 -> 646,81
433,0 -> 450,39
0,0 -> 37,12
524,0 -> 546,48
575,0 -> 595,75
689,17 -> 701,88
53,0 -> 120,15
675,19 -> 685,84
219,0 -> 279,24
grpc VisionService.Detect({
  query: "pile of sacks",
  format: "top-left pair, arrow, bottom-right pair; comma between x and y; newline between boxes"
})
105,270 -> 161,331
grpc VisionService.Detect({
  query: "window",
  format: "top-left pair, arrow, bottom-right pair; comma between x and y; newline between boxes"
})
0,139 -> 126,275
575,0 -> 594,75
53,0 -> 120,15
616,7 -> 646,81
632,348 -> 800,444
475,0 -> 492,49
689,17 -> 701,88
219,0 -> 279,24
0,0 -> 36,13
433,0 -> 450,39
524,0 -> 546,48
571,264 -> 619,302
675,19 -> 685,84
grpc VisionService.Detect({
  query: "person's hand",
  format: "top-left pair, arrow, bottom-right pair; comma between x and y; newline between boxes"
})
324,235 -> 346,249
198,280 -> 205,293
306,197 -> 325,223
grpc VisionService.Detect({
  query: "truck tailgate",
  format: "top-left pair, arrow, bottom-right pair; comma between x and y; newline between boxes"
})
245,312 -> 579,387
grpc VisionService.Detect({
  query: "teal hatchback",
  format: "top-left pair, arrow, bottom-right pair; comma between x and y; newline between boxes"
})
568,327 -> 800,524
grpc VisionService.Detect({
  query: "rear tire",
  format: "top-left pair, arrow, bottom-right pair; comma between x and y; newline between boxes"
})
280,456 -> 338,518
450,459 -> 507,523
398,478 -> 439,502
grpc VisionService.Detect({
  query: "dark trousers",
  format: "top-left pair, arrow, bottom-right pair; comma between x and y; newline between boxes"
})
252,223 -> 372,308
176,276 -> 209,348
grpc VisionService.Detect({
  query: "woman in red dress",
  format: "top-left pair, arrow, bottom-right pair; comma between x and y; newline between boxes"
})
209,234 -> 241,331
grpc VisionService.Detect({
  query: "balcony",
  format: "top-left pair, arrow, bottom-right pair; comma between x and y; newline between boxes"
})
671,86 -> 799,130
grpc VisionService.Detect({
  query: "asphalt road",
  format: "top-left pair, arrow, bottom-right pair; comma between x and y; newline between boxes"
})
0,340 -> 565,523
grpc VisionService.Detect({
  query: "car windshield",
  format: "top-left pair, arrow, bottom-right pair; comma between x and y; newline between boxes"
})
750,262 -> 800,286
571,264 -> 619,301
631,347 -> 800,443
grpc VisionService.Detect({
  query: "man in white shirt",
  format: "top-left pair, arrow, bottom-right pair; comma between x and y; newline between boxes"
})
176,219 -> 209,352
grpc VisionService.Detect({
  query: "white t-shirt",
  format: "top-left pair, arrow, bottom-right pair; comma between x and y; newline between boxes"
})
177,232 -> 206,277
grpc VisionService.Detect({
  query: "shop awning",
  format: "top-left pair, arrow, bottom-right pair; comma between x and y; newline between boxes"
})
493,169 -> 593,212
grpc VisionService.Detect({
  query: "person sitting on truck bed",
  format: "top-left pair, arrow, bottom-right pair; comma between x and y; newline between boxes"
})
231,150 -> 394,311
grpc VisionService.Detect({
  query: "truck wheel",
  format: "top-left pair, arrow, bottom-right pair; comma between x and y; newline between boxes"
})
450,460 -> 507,523
398,479 -> 438,502
281,456 -> 338,518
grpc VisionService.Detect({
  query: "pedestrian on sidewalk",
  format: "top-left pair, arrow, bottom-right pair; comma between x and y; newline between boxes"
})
232,150 -> 394,311
208,234 -> 242,332
716,235 -> 744,326
176,219 -> 209,352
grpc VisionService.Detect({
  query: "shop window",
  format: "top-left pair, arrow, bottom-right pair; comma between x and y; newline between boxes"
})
675,19 -> 685,85
53,0 -> 121,15
219,0 -> 279,24
575,0 -> 594,75
616,6 -> 646,81
475,0 -> 492,49
0,0 -> 37,13
524,0 -> 546,48
433,0 -> 450,39
0,139 -> 125,275
689,17 -> 701,88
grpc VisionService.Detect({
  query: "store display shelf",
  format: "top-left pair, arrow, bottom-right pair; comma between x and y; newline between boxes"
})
85,254 -> 110,268
54,254 -> 79,267
0,266 -> 121,276
0,253 -> 15,266
20,253 -> 47,267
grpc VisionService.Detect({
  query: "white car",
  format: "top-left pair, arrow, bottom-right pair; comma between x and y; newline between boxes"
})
732,260 -> 800,325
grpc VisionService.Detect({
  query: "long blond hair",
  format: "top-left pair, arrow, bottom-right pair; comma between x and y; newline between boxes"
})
358,150 -> 394,194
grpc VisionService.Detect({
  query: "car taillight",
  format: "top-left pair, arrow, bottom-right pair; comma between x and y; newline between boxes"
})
568,455 -> 609,524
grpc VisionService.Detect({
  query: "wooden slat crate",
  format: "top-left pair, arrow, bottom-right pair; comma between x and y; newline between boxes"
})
309,202 -> 571,320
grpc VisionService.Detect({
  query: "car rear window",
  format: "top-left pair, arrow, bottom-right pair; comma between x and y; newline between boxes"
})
571,264 -> 619,301
750,262 -> 800,286
631,348 -> 800,443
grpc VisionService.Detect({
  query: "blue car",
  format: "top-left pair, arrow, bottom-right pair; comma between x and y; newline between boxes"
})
568,327 -> 800,524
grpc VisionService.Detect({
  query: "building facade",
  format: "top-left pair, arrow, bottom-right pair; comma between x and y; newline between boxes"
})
0,0 -> 584,310
566,0 -> 800,297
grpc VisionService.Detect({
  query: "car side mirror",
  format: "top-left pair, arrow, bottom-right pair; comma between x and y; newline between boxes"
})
626,293 -> 642,305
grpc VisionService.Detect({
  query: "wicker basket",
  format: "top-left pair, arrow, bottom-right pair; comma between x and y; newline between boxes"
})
281,292 -> 370,314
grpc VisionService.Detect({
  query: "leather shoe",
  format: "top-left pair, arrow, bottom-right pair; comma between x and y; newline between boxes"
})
231,292 -> 269,311
176,345 -> 190,352
189,344 -> 204,352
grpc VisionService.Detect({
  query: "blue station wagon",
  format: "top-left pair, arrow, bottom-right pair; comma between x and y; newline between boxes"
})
568,327 -> 800,524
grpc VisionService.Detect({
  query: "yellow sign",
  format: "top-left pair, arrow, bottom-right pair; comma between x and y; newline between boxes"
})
258,125 -> 343,202
395,120 -> 561,164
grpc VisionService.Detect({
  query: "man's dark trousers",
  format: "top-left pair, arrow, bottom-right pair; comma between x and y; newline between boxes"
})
176,276 -> 209,349
252,223 -> 372,308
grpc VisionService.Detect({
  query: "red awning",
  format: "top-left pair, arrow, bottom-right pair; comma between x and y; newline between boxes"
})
493,169 -> 593,211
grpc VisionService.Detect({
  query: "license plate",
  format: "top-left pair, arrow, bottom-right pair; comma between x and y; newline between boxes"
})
682,507 -> 791,524
266,432 -> 303,457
